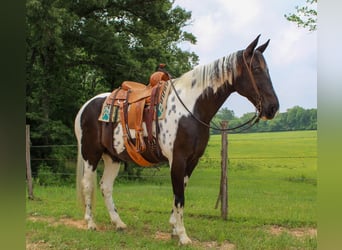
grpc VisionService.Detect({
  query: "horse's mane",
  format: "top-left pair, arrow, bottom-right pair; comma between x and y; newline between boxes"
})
178,52 -> 238,94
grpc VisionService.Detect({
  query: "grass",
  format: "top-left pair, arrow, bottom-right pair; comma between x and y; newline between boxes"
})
26,130 -> 317,249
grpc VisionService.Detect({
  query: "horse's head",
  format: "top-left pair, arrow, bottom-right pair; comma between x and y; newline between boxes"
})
234,35 -> 279,120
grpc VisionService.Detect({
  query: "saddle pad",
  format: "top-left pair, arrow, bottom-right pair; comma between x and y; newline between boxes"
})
156,80 -> 172,120
99,102 -> 117,122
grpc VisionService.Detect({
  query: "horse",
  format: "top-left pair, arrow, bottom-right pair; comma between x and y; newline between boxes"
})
74,35 -> 279,245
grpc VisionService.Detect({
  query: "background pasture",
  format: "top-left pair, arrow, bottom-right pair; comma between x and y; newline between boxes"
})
26,130 -> 317,249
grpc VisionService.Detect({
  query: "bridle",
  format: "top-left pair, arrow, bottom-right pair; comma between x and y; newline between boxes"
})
169,50 -> 262,132
242,50 -> 263,114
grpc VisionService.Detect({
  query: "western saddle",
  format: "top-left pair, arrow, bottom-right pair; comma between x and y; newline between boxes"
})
99,66 -> 171,167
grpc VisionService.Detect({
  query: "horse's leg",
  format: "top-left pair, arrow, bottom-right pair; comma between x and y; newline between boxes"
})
82,161 -> 98,230
169,175 -> 190,238
100,154 -> 127,230
169,159 -> 192,245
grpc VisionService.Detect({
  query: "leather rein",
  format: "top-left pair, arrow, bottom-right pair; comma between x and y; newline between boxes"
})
169,50 -> 262,132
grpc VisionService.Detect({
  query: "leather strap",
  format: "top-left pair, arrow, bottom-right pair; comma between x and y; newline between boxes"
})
119,102 -> 155,167
131,100 -> 146,152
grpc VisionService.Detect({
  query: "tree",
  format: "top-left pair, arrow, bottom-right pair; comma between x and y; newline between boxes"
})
211,106 -> 317,134
285,0 -> 317,31
216,108 -> 236,121
26,0 -> 198,175
210,108 -> 237,134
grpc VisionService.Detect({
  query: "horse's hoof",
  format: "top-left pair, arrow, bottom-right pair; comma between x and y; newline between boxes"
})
87,221 -> 97,230
116,224 -> 127,231
88,225 -> 97,231
179,235 -> 192,245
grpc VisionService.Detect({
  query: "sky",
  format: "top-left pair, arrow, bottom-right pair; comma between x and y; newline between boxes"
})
174,0 -> 317,117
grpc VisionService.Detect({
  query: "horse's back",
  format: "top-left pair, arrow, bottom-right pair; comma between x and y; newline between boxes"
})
75,93 -> 109,134
75,93 -> 110,164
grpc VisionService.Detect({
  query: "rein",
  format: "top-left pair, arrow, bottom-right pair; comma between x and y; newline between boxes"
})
169,51 -> 262,132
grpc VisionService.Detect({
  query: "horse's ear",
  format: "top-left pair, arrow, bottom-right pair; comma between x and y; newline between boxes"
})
256,39 -> 270,53
245,34 -> 261,55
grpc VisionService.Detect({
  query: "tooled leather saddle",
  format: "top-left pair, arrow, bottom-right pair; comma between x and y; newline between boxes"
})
99,68 -> 171,167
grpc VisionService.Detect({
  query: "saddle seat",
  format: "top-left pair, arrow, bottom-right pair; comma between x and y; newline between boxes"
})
121,81 -> 146,91
100,70 -> 171,167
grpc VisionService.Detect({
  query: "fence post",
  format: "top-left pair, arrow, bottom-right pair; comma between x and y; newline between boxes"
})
26,125 -> 34,200
215,121 -> 228,220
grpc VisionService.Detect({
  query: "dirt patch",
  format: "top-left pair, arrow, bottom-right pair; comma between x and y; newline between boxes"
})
26,239 -> 50,250
269,225 -> 317,238
197,240 -> 235,250
28,216 -> 235,249
154,231 -> 172,241
154,231 -> 235,249
59,217 -> 87,230
28,215 -> 88,230
28,215 -> 119,232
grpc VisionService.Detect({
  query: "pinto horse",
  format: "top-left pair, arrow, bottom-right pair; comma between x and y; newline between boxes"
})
74,35 -> 279,245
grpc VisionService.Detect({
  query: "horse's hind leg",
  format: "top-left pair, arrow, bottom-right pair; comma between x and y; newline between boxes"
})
100,154 -> 127,230
82,161 -> 98,230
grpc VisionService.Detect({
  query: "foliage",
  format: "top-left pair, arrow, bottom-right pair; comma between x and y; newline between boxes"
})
26,0 -> 198,174
211,106 -> 317,134
285,0 -> 317,31
35,164 -> 61,186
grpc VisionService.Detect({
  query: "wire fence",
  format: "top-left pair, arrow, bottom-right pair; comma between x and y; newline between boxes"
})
28,144 -> 317,179
26,123 -> 317,218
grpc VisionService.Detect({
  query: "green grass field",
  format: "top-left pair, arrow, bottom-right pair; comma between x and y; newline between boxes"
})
26,130 -> 317,249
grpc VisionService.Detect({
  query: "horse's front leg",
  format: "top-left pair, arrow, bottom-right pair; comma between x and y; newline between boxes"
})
100,154 -> 127,230
169,160 -> 192,245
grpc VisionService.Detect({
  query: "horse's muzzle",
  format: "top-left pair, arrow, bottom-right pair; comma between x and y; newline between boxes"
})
260,103 -> 279,120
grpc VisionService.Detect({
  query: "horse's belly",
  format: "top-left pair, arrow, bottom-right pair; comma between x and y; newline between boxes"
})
112,120 -> 178,164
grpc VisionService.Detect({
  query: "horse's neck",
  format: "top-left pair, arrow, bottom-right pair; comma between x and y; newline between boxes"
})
193,84 -> 234,123
178,54 -> 237,123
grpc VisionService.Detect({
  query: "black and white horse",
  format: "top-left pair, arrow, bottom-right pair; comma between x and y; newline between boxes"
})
74,35 -> 279,245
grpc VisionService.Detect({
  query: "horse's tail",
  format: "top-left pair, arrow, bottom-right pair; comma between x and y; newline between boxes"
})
76,142 -> 85,208
75,111 -> 97,211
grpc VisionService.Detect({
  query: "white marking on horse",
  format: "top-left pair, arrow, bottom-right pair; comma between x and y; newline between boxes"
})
82,161 -> 97,230
113,123 -> 149,154
113,123 -> 125,153
184,176 -> 189,187
100,154 -> 126,229
169,202 -> 192,245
